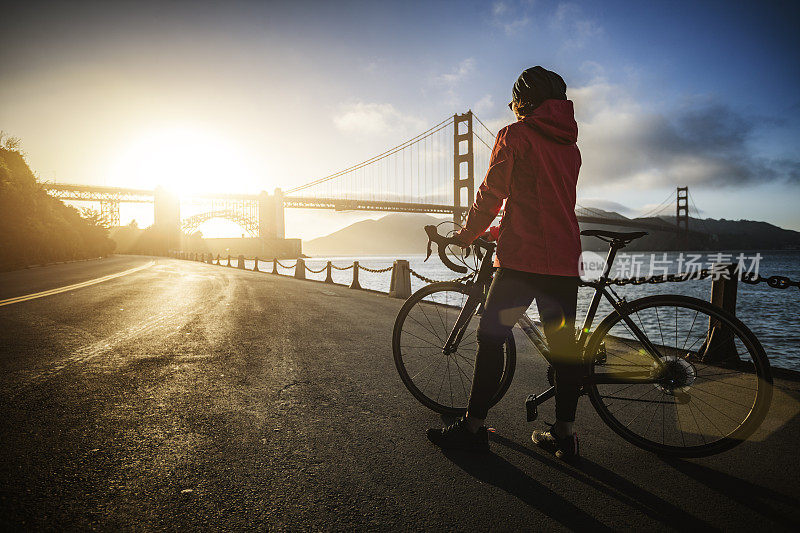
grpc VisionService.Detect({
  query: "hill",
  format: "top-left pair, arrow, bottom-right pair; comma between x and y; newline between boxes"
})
0,145 -> 115,270
304,213 -> 447,256
303,211 -> 800,256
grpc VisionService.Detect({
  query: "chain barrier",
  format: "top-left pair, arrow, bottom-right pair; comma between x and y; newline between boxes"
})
180,252 -> 800,291
304,264 -> 328,274
605,269 -> 713,286
409,268 -> 473,285
599,268 -> 800,290
741,272 -> 800,290
275,259 -> 297,269
359,265 -> 393,273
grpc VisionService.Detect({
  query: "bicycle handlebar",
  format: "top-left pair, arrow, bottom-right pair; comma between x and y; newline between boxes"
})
424,225 -> 496,274
424,225 -> 467,273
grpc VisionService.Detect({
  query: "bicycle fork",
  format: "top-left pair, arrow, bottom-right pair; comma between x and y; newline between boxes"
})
442,286 -> 483,355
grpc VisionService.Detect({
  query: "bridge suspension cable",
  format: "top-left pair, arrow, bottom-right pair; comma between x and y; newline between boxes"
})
286,115 -> 452,195
635,190 -> 676,219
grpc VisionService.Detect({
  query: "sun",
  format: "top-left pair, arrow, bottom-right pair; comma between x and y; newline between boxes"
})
110,126 -> 259,195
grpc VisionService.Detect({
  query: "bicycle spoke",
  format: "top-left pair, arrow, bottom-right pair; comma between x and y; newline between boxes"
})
406,312 -> 443,343
681,310 -> 700,351
687,401 -> 708,444
401,329 -> 443,349
450,354 -> 472,400
655,305 -> 665,348
409,355 -> 442,381
588,296 -> 769,453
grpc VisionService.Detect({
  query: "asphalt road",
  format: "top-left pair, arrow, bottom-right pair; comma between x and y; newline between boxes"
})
1,256 -> 799,531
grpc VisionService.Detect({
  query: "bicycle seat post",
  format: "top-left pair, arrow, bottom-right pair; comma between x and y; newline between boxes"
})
598,242 -> 620,283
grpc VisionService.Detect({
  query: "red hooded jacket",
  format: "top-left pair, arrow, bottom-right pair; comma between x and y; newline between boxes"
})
455,99 -> 582,277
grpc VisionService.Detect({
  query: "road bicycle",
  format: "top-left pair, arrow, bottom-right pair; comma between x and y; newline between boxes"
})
392,225 -> 773,457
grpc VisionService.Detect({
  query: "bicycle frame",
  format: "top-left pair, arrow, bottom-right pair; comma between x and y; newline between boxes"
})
441,240 -> 667,389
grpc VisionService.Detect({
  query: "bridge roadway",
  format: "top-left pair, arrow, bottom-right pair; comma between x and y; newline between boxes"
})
1,257 -> 798,530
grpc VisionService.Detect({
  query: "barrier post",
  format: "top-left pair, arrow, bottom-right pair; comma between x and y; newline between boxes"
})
253,257 -> 259,271
237,255 -> 245,269
226,255 -> 231,267
325,261 -> 334,283
295,258 -> 306,279
272,258 -> 278,274
215,254 -> 220,265
699,263 -> 740,363
350,261 -> 362,289
388,259 -> 412,299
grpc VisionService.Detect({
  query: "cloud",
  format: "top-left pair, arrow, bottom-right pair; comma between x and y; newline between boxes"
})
431,57 -> 477,108
332,102 -> 425,137
490,1 -> 530,36
572,80 -> 800,189
576,198 -> 634,215
473,94 -> 494,114
435,58 -> 476,85
550,2 -> 603,49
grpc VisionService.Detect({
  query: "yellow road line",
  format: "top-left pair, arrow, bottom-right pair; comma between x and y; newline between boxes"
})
0,260 -> 155,307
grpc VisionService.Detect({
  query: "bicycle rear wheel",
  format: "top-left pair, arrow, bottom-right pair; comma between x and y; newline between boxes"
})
393,282 -> 516,416
586,295 -> 772,457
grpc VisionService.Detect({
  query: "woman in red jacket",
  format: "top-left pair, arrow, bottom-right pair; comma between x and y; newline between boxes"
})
427,66 -> 583,460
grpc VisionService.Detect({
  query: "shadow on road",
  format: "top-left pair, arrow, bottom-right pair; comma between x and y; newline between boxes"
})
442,431 -> 716,531
662,457 -> 800,529
441,446 -> 610,530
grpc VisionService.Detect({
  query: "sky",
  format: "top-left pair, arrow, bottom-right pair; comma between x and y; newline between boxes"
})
1,0 -> 799,239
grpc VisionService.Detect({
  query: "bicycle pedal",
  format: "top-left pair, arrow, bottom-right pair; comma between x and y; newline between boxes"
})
525,394 -> 539,422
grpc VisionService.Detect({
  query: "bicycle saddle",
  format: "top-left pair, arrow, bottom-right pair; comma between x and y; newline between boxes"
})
580,229 -> 648,243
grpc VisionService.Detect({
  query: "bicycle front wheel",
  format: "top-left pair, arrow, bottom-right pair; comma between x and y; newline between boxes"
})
586,295 -> 772,457
392,282 -> 516,416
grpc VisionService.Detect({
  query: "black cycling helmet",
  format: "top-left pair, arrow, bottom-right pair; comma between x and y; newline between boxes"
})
511,66 -> 567,114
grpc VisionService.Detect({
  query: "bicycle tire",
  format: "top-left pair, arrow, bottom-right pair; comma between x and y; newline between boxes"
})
585,294 -> 772,457
393,282 -> 516,416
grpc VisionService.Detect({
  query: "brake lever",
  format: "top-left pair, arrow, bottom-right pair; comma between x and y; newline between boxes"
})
424,225 -> 468,274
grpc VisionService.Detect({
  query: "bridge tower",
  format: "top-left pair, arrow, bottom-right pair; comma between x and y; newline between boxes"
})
100,200 -> 120,227
258,188 -> 285,240
676,186 -> 689,249
453,111 -> 474,225
154,187 -> 180,251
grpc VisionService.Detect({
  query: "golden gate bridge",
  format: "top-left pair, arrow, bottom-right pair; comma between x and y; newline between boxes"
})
43,111 -> 698,245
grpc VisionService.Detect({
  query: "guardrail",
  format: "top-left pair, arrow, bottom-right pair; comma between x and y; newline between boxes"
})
167,251 -> 799,313
167,251 -> 440,299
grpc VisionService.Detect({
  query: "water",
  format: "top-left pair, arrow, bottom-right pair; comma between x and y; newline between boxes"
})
243,251 -> 800,371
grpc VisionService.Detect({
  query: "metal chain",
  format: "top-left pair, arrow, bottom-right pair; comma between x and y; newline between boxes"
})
740,272 -> 800,290
275,259 -> 296,269
603,268 -> 800,290
409,268 -> 473,284
359,265 -> 393,273
605,269 -> 713,286
330,263 -> 354,271
304,264 -> 328,274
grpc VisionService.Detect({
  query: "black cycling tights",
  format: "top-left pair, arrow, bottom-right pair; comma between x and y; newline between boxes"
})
466,268 -> 582,421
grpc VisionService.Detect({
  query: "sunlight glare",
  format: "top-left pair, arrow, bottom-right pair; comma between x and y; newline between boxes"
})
109,126 -> 261,194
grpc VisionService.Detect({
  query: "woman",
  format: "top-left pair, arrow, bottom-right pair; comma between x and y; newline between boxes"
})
427,66 -> 583,460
